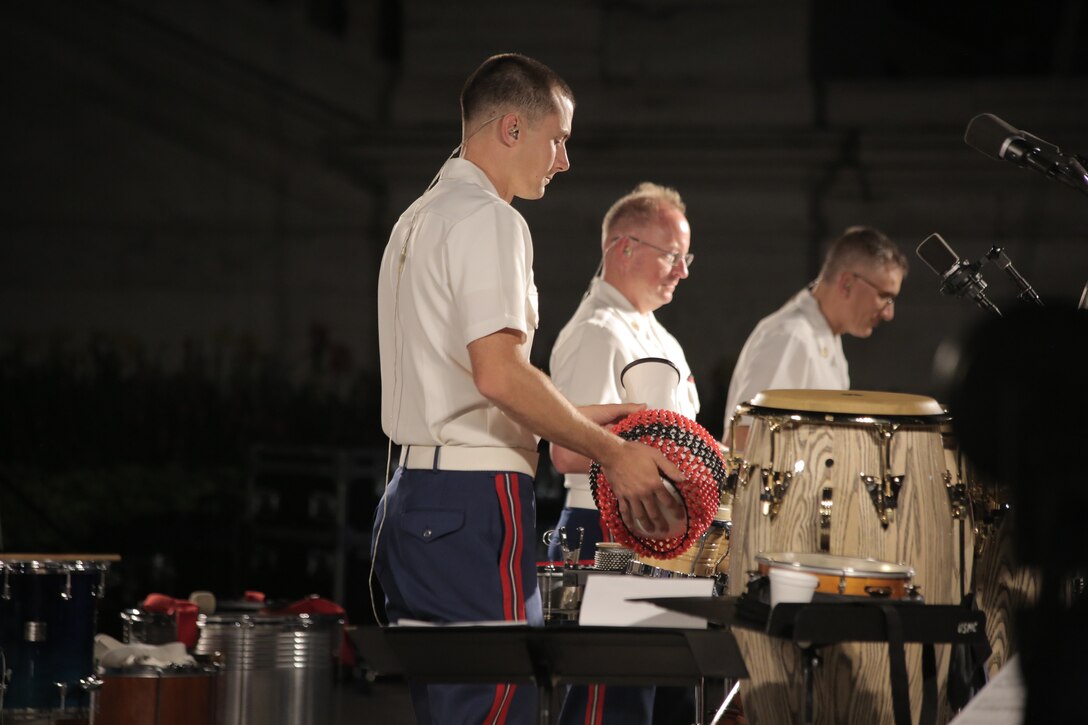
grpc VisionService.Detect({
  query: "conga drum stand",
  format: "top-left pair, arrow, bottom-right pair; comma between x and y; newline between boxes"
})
750,600 -> 990,725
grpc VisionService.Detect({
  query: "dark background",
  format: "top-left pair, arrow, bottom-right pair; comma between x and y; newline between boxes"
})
2,0 -> 1086,630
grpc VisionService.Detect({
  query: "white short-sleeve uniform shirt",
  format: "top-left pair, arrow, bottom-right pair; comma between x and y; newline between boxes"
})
377,158 -> 539,453
723,288 -> 849,429
550,278 -> 699,499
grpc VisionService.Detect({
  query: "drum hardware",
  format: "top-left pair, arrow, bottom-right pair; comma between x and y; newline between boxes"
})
942,469 -> 970,521
972,502 -> 1010,556
859,424 -> 905,527
1,567 -> 9,600
758,418 -> 793,518
819,487 -> 833,552
710,519 -> 733,574
55,681 -> 69,711
23,621 -> 47,642
724,409 -> 751,492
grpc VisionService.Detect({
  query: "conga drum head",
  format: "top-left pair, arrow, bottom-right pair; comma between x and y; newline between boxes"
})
749,389 -> 946,418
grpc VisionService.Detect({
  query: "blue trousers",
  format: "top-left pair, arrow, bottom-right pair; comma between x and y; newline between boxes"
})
546,506 -> 655,725
372,466 -> 543,724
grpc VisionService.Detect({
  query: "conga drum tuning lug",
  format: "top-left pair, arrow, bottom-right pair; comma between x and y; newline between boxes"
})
819,487 -> 833,552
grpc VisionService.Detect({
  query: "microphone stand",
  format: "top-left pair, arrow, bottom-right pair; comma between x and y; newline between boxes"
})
953,255 -> 1003,317
984,246 -> 1044,307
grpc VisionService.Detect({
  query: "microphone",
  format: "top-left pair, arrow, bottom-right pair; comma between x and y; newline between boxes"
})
916,233 -> 1002,316
965,113 -> 1088,196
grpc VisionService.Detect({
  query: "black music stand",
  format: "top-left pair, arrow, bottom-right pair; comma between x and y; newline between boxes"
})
643,596 -> 989,725
354,624 -> 748,725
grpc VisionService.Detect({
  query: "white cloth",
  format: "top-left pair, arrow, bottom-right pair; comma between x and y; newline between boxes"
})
550,278 -> 699,501
94,633 -> 196,669
377,158 -> 539,452
723,288 -> 849,429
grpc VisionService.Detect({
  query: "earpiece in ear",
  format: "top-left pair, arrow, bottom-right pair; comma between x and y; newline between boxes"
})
510,128 -> 519,139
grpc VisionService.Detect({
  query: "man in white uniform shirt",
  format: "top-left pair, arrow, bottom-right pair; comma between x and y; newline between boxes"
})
547,182 -> 698,725
723,226 -> 908,451
373,55 -> 684,725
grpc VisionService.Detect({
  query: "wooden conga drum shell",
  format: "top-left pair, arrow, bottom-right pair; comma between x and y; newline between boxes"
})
728,390 -> 967,724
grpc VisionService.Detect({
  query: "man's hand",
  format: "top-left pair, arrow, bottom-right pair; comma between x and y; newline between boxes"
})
597,440 -> 686,536
576,403 -> 646,427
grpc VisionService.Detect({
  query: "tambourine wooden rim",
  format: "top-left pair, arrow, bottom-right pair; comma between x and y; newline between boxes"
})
743,389 -> 947,425
756,551 -> 914,579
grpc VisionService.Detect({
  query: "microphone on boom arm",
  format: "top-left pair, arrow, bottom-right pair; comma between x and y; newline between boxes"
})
916,233 -> 1002,316
965,113 -> 1088,197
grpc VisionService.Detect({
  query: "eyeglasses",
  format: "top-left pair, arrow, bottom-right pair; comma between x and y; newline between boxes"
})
612,235 -> 694,269
851,272 -> 897,309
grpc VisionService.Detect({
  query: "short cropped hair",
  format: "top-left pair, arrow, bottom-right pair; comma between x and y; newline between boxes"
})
460,53 -> 574,126
818,226 -> 908,282
602,182 -> 686,242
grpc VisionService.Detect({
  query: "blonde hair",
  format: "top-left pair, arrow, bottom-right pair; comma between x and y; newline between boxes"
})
602,182 -> 686,242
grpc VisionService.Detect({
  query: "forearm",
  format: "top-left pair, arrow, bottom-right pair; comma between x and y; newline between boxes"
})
487,358 -> 622,464
550,442 -> 592,474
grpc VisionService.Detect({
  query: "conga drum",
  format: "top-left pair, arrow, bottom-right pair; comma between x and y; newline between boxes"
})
727,390 -> 968,724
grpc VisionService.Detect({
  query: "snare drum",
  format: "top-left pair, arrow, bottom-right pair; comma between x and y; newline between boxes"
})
0,555 -> 116,719
757,552 -> 914,600
728,390 -> 963,725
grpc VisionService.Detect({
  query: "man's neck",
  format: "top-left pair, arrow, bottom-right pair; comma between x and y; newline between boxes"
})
460,145 -> 512,203
809,283 -> 843,336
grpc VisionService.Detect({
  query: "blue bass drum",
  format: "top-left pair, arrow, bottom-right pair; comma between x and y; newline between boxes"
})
0,556 -> 115,719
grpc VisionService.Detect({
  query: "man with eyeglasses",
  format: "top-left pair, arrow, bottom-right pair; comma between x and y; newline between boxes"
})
723,226 -> 908,452
547,182 -> 699,725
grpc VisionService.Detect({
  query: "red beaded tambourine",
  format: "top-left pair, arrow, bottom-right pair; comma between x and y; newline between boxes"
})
589,408 -> 725,559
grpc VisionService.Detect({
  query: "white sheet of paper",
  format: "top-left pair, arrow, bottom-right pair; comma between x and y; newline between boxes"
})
577,574 -> 714,628
948,655 -> 1024,725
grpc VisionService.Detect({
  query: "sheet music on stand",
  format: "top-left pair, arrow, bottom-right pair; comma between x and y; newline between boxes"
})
948,655 -> 1024,725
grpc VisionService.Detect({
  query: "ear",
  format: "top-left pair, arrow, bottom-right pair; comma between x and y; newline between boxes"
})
837,271 -> 853,296
499,113 -> 520,147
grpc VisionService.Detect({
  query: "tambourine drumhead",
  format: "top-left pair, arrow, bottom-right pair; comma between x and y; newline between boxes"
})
748,389 -> 944,417
756,551 -> 914,579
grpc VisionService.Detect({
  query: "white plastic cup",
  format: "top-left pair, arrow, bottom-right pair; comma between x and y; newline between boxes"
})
768,567 -> 820,608
620,358 -> 681,413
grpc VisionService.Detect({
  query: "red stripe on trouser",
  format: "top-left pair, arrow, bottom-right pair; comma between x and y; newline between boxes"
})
494,473 -> 526,620
483,683 -> 515,724
583,684 -> 606,724
484,474 -> 526,723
